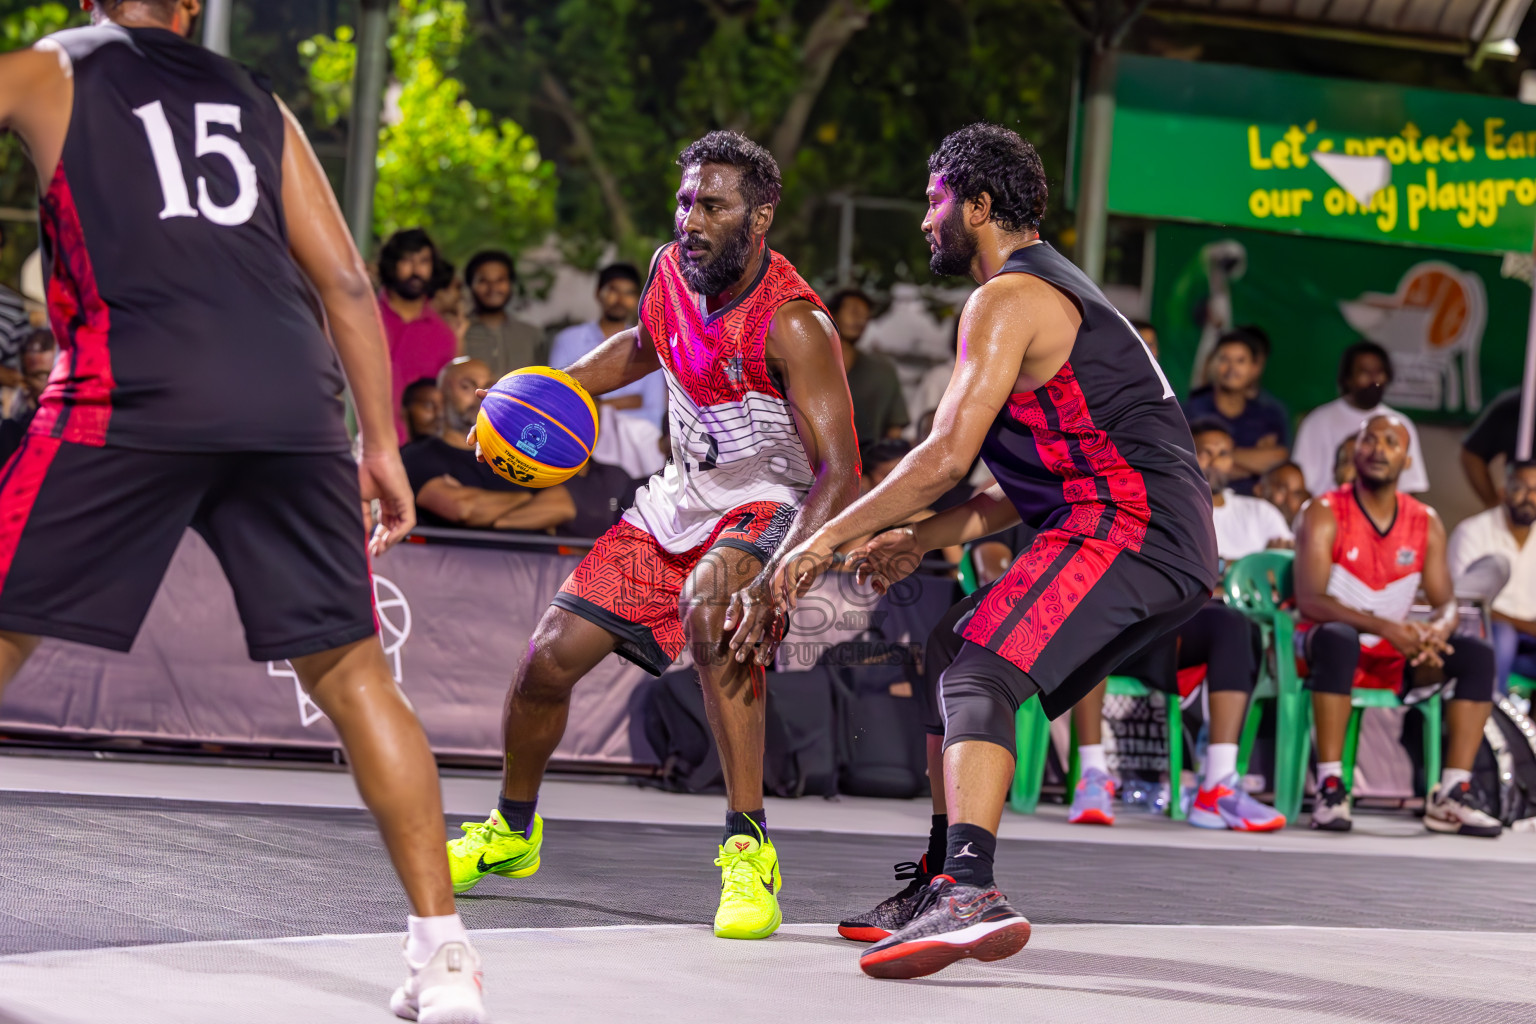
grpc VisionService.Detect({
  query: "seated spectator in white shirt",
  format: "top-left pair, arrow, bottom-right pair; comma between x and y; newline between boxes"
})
1192,418 -> 1294,560
1449,459 -> 1536,692
1292,341 -> 1428,496
402,357 -> 637,537
548,263 -> 664,430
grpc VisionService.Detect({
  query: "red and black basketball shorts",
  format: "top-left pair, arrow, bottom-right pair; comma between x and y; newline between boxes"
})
0,436 -> 377,661
551,501 -> 797,675
949,528 -> 1208,720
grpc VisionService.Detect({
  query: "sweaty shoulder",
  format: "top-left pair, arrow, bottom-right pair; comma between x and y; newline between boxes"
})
768,298 -> 836,353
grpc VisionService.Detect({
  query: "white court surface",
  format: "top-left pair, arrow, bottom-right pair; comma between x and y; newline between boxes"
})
1,923 -> 1532,1024
4,750 -> 1536,864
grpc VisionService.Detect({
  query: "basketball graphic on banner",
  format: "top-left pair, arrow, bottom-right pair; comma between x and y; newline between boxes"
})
477,367 -> 598,487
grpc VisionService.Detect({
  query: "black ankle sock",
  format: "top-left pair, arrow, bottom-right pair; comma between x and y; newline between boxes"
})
724,808 -> 767,844
941,823 -> 997,888
924,814 -> 948,877
496,796 -> 537,835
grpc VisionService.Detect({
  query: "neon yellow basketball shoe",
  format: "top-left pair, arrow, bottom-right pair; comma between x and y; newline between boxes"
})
446,810 -> 542,894
713,824 -> 782,940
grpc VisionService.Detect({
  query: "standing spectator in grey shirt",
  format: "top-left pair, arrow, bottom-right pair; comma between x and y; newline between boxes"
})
462,250 -> 545,379
548,263 -> 664,430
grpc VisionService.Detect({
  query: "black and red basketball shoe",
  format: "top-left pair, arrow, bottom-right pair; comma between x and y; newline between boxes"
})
836,856 -> 933,942
857,875 -> 1031,980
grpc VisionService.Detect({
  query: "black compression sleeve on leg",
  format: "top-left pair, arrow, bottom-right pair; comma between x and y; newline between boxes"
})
1201,605 -> 1260,694
1443,635 -> 1496,703
937,641 -> 1041,754
1304,621 -> 1361,696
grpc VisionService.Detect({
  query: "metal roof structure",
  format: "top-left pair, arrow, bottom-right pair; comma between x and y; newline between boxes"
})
1152,0 -> 1535,63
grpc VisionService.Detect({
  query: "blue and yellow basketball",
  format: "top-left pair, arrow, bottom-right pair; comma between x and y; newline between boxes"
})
476,367 -> 599,487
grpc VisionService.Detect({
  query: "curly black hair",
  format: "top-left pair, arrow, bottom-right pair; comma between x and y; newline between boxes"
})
676,130 -> 783,210
378,228 -> 438,291
928,123 -> 1047,234
1337,340 -> 1394,393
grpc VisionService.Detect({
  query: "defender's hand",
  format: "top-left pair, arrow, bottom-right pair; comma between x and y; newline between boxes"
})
466,388 -> 489,463
771,535 -> 838,610
848,526 -> 924,595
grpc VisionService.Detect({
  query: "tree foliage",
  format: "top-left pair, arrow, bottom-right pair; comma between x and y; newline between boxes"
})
302,0 -> 556,259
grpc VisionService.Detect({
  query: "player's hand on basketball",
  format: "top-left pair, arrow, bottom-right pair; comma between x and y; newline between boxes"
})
358,448 -> 416,555
848,527 -> 924,595
771,535 -> 838,609
466,389 -> 490,463
724,574 -> 786,667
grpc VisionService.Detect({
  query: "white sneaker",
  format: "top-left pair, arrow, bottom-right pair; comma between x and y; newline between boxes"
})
1424,782 -> 1502,838
390,939 -> 486,1024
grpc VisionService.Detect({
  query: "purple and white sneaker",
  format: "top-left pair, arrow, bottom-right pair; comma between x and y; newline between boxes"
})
1067,767 -> 1116,825
1188,772 -> 1286,832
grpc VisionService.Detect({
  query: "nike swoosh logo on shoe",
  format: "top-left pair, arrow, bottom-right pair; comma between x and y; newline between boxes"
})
477,854 -> 524,872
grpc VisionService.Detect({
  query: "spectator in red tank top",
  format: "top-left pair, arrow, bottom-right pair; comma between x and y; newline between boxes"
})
379,228 -> 458,445
1295,413 -> 1500,837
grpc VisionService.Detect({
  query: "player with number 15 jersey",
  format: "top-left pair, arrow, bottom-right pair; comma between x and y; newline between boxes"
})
0,7 -> 481,1022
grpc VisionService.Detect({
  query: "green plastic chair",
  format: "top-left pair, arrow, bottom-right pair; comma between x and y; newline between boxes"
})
1008,676 -> 1187,820
1510,674 -> 1536,700
1222,551 -> 1310,823
1341,686 -> 1441,800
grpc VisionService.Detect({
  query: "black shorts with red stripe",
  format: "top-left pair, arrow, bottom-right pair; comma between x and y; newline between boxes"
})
953,528 -> 1207,719
0,436 -> 376,661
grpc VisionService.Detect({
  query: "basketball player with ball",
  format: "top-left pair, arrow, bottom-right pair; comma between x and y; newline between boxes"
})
447,130 -> 861,941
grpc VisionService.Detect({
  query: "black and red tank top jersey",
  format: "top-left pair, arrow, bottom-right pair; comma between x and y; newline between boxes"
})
982,242 -> 1217,586
30,24 -> 348,453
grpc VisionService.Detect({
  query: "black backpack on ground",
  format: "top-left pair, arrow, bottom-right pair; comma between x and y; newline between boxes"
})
831,662 -> 931,799
1473,698 -> 1536,827
638,668 -> 839,797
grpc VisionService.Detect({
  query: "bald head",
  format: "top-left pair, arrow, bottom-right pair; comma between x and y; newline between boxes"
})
1354,413 -> 1412,491
439,357 -> 493,433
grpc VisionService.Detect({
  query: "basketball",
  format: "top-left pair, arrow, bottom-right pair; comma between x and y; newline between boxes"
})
476,367 -> 599,487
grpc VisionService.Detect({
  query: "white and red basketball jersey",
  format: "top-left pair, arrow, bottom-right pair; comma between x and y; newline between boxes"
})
1316,486 -> 1430,687
627,243 -> 831,552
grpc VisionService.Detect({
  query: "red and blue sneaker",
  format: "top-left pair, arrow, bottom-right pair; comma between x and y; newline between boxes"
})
1188,772 -> 1286,832
1067,767 -> 1115,825
858,876 -> 1031,980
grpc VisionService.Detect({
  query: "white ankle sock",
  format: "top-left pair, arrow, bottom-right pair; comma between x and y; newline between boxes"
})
406,913 -> 469,965
1203,743 -> 1238,786
1317,761 -> 1343,788
1078,744 -> 1108,774
1439,767 -> 1472,791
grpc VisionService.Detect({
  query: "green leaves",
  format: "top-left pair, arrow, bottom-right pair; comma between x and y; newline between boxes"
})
300,0 -> 556,259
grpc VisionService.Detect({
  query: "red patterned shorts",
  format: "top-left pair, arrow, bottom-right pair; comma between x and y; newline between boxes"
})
551,501 -> 796,675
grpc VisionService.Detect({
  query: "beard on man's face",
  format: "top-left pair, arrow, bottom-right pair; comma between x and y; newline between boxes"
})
444,398 -> 480,434
676,216 -> 756,297
391,274 -> 429,301
927,202 -> 978,278
1510,499 -> 1536,527
1203,465 -> 1228,496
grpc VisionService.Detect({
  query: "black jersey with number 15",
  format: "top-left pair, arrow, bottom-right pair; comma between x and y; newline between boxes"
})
30,24 -> 348,454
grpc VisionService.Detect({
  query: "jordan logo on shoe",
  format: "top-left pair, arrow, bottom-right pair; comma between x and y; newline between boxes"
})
954,842 -> 979,858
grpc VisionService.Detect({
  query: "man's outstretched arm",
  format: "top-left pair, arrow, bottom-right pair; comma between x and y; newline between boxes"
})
561,326 -> 662,398
278,100 -> 414,553
771,278 -> 1034,604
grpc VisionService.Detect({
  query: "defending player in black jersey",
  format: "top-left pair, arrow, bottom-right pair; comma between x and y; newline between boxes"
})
774,124 -> 1218,979
0,3 -> 482,1020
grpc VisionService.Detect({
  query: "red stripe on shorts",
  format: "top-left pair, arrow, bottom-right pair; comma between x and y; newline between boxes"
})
34,160 -> 114,445
0,435 -> 63,595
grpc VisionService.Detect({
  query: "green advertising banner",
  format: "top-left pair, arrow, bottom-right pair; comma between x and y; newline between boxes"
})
1149,221 -> 1528,424
1111,56 -> 1536,254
